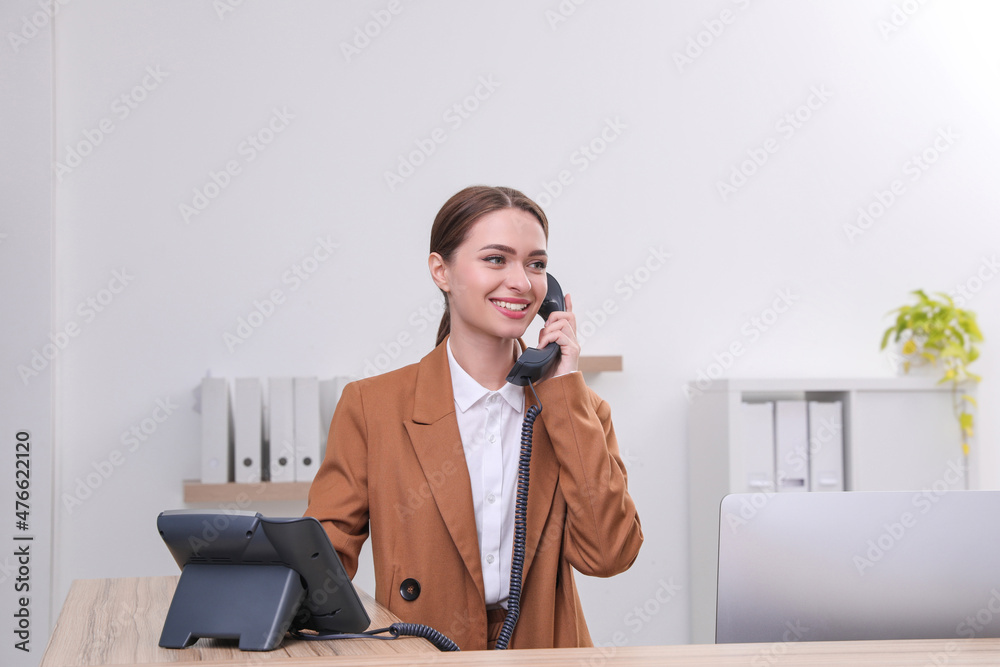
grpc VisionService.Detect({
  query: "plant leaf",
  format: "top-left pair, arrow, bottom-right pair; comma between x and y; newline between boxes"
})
880,327 -> 894,350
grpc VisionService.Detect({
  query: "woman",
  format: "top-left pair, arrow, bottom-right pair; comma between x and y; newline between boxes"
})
305,185 -> 642,650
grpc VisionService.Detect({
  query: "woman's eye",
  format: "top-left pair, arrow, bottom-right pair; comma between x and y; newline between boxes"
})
529,260 -> 547,270
484,255 -> 505,265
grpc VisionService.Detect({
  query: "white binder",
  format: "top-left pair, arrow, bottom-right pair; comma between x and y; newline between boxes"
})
738,401 -> 775,493
294,376 -> 321,482
319,376 -> 354,449
808,400 -> 844,491
234,377 -> 263,483
268,377 -> 295,483
200,377 -> 233,484
775,400 -> 809,492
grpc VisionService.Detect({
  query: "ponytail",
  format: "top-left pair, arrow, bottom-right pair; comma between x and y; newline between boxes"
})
435,300 -> 450,347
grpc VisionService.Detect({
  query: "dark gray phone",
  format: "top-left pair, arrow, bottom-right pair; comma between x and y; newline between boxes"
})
506,274 -> 565,386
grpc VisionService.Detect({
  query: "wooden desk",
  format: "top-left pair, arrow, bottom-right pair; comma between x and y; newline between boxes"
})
41,576 -> 1000,666
40,576 -> 436,666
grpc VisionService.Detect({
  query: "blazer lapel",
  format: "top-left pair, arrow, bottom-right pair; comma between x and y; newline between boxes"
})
402,339 -> 564,600
404,341 -> 486,602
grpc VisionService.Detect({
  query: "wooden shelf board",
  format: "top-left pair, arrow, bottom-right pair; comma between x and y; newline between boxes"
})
183,480 -> 312,503
579,355 -> 622,373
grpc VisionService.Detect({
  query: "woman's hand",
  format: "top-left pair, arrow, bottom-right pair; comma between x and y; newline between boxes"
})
537,292 -> 581,380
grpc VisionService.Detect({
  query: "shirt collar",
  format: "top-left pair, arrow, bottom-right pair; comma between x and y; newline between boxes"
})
446,338 -> 524,414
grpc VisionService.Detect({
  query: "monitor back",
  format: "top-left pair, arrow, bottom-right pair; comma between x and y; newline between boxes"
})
716,490 -> 1000,643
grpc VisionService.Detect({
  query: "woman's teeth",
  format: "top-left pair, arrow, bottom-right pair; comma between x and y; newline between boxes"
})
493,300 -> 527,311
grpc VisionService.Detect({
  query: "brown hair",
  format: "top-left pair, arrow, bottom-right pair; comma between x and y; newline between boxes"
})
430,185 -> 549,346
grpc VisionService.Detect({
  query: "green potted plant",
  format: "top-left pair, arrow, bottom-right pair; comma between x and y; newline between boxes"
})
880,290 -> 983,478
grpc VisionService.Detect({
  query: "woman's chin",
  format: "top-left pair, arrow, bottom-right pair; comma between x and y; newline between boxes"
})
482,326 -> 530,343
501,322 -> 533,340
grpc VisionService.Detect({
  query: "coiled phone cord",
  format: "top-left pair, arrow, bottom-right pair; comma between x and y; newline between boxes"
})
386,623 -> 461,651
292,623 -> 460,651
494,379 -> 541,650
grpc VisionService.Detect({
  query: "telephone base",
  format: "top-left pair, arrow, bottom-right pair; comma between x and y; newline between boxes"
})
159,563 -> 305,651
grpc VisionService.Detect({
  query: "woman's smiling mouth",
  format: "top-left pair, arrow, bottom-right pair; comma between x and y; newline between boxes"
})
490,298 -> 530,318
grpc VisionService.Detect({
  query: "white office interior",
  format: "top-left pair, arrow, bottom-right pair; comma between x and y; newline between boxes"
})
3,1 -> 1000,663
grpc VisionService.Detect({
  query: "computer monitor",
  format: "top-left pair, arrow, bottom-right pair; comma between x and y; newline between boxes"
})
716,490 -> 1000,643
157,510 -> 369,651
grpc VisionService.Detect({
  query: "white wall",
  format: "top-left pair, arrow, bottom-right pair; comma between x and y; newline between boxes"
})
1,1 -> 54,665
9,0 -> 1000,657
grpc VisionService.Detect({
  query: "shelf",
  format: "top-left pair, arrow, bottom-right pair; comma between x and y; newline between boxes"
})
183,480 -> 312,503
685,376 -> 968,394
579,355 -> 622,373
686,376 -> 978,643
184,356 -> 621,505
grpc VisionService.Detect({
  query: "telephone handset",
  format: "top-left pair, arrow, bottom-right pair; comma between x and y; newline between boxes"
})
505,274 -> 566,386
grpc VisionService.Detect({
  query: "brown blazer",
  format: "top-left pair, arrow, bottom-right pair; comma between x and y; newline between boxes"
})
304,339 -> 642,650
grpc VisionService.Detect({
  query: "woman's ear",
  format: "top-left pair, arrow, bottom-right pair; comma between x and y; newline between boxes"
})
428,252 -> 450,293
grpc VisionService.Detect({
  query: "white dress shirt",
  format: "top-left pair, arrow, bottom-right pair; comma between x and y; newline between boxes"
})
446,340 -> 524,609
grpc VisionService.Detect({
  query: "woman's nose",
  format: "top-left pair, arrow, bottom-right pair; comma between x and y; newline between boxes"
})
505,266 -> 530,292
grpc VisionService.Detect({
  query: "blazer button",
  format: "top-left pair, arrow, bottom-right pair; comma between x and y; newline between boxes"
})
399,578 -> 421,601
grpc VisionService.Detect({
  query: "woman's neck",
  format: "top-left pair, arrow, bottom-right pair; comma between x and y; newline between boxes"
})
447,331 -> 519,391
